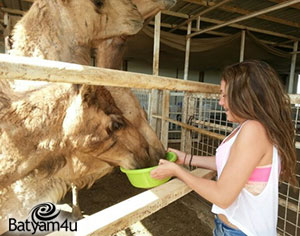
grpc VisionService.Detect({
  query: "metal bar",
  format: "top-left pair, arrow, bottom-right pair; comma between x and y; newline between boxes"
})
188,0 -> 300,38
288,41 -> 298,93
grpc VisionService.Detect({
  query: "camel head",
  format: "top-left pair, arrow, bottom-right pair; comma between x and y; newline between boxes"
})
10,0 -> 144,64
0,84 -> 161,190
62,85 -> 161,171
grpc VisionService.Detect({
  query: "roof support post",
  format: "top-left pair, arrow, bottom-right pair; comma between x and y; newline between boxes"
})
3,12 -> 11,53
196,16 -> 201,30
150,12 -> 161,133
181,21 -> 192,152
240,30 -> 246,62
288,41 -> 298,93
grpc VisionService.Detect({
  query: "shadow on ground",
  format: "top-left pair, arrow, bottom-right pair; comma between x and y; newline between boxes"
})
61,169 -> 214,236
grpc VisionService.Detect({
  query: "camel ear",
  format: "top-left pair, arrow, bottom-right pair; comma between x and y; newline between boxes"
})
79,85 -> 121,115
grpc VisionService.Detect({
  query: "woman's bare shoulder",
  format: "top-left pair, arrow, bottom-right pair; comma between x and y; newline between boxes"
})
240,120 -> 270,144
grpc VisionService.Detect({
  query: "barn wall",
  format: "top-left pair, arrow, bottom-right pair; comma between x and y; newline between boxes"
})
127,59 -> 221,84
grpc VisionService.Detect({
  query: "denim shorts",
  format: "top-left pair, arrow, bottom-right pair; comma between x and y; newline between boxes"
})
213,215 -> 246,236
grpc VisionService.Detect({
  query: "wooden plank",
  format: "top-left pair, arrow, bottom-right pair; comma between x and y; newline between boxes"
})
268,0 -> 300,10
193,120 -> 234,133
289,94 -> 300,104
154,115 -> 225,140
0,54 -> 220,93
1,7 -> 25,15
149,21 -> 230,36
47,168 -> 216,236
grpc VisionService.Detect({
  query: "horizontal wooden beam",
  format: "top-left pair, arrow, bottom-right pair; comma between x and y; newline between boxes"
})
199,15 -> 298,41
149,21 -> 229,36
0,54 -> 220,93
289,94 -> 300,104
184,0 -> 215,7
1,7 -> 25,15
153,115 -> 225,140
47,168 -> 216,236
268,0 -> 300,10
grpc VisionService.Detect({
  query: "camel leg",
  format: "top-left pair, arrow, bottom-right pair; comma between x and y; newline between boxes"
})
71,183 -> 83,220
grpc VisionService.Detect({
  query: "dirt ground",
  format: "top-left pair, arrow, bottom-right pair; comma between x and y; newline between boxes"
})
61,169 -> 214,236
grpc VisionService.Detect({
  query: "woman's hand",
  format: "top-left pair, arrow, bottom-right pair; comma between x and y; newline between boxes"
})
150,159 -> 179,180
167,148 -> 186,165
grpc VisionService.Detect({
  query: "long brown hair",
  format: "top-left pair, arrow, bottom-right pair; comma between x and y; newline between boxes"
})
222,60 -> 297,186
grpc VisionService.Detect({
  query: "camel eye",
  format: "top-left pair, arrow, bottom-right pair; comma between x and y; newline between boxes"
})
94,0 -> 103,8
112,119 -> 124,131
108,114 -> 125,134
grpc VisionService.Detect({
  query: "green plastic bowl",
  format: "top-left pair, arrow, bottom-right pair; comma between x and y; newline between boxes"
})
120,152 -> 177,189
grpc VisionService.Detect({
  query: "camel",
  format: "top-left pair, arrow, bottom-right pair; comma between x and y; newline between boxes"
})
0,0 -> 176,233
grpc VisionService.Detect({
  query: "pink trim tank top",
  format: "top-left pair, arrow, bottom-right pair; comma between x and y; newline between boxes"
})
212,121 -> 280,236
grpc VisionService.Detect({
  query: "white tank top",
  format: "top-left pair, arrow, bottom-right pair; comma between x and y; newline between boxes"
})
211,123 -> 280,236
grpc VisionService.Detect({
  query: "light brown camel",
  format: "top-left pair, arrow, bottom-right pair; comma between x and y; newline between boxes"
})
0,0 -> 176,233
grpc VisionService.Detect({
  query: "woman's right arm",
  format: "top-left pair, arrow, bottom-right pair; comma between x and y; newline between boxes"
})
168,148 -> 216,171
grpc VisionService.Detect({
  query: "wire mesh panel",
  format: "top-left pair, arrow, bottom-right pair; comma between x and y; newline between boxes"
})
168,92 -> 183,145
131,89 -> 151,117
179,93 -> 234,156
277,101 -> 300,236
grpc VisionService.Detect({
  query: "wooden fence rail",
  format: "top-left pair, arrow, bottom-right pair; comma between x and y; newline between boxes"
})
0,54 -> 219,93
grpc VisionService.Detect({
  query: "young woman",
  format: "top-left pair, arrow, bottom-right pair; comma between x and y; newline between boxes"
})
151,60 -> 297,236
